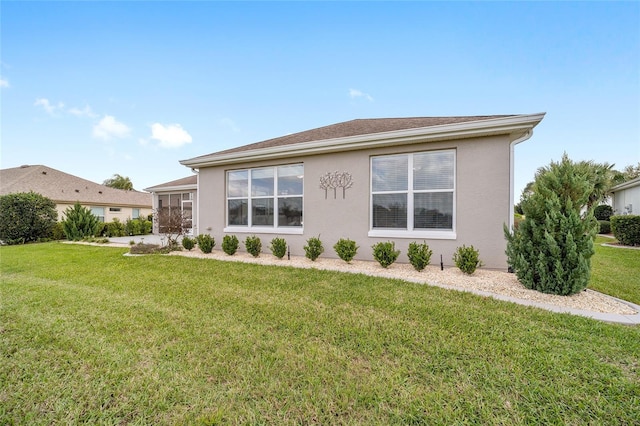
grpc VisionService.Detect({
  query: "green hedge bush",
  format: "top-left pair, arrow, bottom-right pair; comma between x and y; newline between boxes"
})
597,220 -> 611,234
270,237 -> 287,259
245,235 -> 262,257
182,236 -> 196,251
304,236 -> 324,261
333,238 -> 359,263
594,205 -> 613,221
453,245 -> 482,275
372,241 -> 400,268
0,192 -> 57,244
407,241 -> 432,271
222,235 -> 239,255
611,215 -> 640,246
196,234 -> 215,253
124,217 -> 152,236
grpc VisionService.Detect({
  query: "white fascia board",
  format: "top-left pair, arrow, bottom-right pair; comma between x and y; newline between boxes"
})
181,113 -> 546,168
143,184 -> 197,193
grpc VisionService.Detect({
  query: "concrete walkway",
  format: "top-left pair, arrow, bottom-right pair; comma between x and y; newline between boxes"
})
106,235 -> 640,325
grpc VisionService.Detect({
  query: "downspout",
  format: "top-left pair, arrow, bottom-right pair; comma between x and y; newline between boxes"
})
192,168 -> 199,236
509,129 -> 533,230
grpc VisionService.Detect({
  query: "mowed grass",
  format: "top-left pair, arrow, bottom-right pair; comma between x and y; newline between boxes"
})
590,236 -> 640,305
1,243 -> 639,425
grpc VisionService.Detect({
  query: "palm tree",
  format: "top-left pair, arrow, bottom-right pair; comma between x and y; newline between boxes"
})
103,174 -> 134,191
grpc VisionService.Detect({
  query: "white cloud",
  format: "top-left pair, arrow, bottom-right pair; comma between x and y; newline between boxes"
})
149,123 -> 192,148
34,98 -> 65,115
349,88 -> 374,102
69,105 -> 98,118
93,115 -> 131,140
0,78 -> 8,88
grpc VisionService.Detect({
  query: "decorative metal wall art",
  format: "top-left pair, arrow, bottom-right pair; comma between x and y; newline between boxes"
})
319,171 -> 354,199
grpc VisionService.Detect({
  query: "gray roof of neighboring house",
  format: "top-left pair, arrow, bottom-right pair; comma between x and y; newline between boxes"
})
185,115 -> 515,162
144,175 -> 198,192
0,165 -> 152,207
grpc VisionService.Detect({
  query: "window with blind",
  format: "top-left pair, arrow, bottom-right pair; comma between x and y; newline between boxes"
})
370,150 -> 455,237
227,164 -> 303,232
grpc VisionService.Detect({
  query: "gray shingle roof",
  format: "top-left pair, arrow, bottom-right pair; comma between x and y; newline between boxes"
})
144,175 -> 197,192
0,165 -> 152,207
187,115 -> 515,161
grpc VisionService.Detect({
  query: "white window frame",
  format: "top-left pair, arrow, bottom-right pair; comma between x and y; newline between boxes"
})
368,149 -> 456,239
224,164 -> 304,235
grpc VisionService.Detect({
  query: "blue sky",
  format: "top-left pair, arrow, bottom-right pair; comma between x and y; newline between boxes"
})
2,1 -> 639,199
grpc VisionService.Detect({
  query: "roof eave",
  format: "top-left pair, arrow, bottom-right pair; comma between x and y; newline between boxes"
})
611,176 -> 640,192
144,184 -> 198,193
180,113 -> 545,168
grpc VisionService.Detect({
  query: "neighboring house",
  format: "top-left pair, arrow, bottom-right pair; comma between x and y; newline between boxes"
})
610,176 -> 640,216
0,165 -> 153,223
180,114 -> 545,269
144,175 -> 198,235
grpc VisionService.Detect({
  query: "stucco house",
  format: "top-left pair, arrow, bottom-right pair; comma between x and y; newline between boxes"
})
144,175 -> 198,235
610,176 -> 640,216
0,165 -> 153,223
180,114 -> 545,269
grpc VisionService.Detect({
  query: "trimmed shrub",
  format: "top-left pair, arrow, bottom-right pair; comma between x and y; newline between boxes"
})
125,217 -> 153,236
372,241 -> 400,268
304,236 -> 324,261
51,222 -> 65,241
594,204 -> 613,221
182,236 -> 196,251
0,191 -> 57,244
611,215 -> 640,246
222,235 -> 239,255
270,237 -> 287,259
196,234 -> 215,254
62,202 -> 101,241
105,218 -> 126,237
407,241 -> 433,271
453,245 -> 482,275
333,238 -> 359,263
245,235 -> 262,257
597,220 -> 611,234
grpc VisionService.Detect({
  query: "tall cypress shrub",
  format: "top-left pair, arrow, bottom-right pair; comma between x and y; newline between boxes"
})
505,154 -> 597,295
62,202 -> 101,240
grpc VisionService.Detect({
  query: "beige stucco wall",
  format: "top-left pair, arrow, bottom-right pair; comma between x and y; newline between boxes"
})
55,203 -> 153,223
197,134 -> 513,269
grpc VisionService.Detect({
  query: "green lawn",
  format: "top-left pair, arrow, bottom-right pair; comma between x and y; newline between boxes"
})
590,236 -> 640,305
1,243 -> 639,425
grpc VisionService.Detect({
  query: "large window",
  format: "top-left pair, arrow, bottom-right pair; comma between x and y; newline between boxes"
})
227,164 -> 303,232
371,150 -> 455,237
90,207 -> 105,223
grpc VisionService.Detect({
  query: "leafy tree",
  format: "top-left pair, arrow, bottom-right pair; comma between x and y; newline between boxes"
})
613,162 -> 640,184
62,202 -> 101,240
505,154 -> 597,296
103,174 -> 134,191
0,192 -> 57,244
